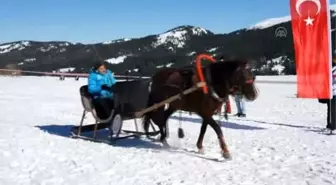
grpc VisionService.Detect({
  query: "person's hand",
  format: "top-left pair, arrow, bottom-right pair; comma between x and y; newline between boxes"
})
101,85 -> 116,92
101,85 -> 112,91
110,85 -> 116,92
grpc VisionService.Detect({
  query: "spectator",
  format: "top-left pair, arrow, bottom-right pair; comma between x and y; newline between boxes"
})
234,91 -> 246,117
216,98 -> 231,120
319,53 -> 336,132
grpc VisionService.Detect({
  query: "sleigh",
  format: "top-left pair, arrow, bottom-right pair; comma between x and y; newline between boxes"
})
70,78 -> 207,143
70,54 -> 218,144
70,78 -> 160,142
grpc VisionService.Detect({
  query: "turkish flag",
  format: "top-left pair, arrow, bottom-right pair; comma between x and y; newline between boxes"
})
290,0 -> 333,98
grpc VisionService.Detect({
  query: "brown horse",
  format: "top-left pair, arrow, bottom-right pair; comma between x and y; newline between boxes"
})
142,57 -> 258,159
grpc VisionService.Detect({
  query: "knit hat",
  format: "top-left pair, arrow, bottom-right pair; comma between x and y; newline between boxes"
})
93,61 -> 106,70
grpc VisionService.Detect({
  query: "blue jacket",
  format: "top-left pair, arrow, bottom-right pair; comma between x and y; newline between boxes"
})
88,69 -> 117,99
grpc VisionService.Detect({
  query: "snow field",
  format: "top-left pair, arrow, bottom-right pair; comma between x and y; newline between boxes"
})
0,76 -> 335,185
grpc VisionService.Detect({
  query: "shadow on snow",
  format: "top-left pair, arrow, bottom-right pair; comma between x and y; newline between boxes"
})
35,124 -> 163,150
228,117 -> 322,130
170,115 -> 266,130
35,113 -> 266,152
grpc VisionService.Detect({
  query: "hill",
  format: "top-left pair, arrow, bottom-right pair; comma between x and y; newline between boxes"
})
0,8 -> 335,76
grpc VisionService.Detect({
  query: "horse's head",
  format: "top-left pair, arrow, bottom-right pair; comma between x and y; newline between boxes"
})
209,59 -> 259,101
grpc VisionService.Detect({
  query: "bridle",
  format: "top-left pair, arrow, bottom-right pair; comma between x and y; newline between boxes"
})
193,53 -> 255,102
229,79 -> 254,94
214,64 -> 256,96
228,67 -> 255,95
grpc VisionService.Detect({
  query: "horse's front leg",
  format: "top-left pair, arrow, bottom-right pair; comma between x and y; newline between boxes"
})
150,107 -> 170,148
159,125 -> 170,148
159,109 -> 175,148
196,120 -> 208,154
207,117 -> 231,159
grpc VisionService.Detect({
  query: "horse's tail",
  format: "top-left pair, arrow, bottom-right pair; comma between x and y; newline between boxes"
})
142,113 -> 151,135
142,93 -> 154,134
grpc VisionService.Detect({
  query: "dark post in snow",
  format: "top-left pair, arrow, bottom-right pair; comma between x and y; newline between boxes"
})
124,70 -> 130,82
330,63 -> 336,134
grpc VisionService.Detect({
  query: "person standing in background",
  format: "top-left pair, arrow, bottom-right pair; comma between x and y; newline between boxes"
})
215,98 -> 231,120
319,53 -> 336,132
234,91 -> 246,117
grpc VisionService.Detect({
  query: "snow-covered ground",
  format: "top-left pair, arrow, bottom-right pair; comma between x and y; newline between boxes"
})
0,76 -> 335,185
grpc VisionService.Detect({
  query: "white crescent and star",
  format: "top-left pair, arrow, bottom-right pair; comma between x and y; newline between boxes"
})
295,0 -> 321,26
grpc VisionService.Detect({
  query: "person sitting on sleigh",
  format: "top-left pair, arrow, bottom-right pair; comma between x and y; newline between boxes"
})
88,61 -> 117,119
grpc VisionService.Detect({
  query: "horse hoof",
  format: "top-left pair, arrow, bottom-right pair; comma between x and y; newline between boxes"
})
163,144 -> 171,149
178,128 -> 185,138
197,148 -> 205,154
162,140 -> 171,149
222,152 -> 232,160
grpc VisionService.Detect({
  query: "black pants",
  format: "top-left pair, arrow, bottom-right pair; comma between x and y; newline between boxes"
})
92,98 -> 114,119
327,96 -> 336,130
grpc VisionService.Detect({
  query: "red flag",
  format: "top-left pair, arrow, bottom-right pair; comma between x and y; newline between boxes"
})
290,0 -> 333,98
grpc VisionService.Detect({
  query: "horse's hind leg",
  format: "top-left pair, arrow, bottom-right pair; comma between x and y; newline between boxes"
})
207,117 -> 231,159
163,108 -> 175,138
150,108 -> 170,148
196,121 -> 208,154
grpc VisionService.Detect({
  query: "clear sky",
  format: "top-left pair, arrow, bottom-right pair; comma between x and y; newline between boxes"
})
0,0 -> 306,44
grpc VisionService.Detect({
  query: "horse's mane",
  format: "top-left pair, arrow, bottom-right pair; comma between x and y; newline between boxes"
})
207,59 -> 249,84
210,59 -> 248,72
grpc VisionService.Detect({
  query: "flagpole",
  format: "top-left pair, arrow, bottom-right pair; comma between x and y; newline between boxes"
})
326,0 -> 333,98
326,0 -> 335,133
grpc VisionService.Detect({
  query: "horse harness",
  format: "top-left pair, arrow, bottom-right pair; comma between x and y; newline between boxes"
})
203,67 -> 226,103
158,68 -> 223,103
158,67 -> 224,103
203,64 -> 256,101
157,65 -> 255,104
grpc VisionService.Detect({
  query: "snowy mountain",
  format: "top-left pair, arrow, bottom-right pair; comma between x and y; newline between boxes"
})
151,26 -> 212,49
248,4 -> 336,30
0,7 -> 335,76
247,16 -> 292,30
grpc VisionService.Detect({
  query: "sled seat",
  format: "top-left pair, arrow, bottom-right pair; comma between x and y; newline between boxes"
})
72,83 -> 160,142
75,85 -> 115,138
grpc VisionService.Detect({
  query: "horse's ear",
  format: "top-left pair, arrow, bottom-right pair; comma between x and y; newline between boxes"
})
214,55 -> 225,62
245,59 -> 256,69
245,63 -> 251,69
236,59 -> 249,69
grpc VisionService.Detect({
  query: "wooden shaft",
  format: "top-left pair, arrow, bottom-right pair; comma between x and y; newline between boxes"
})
134,82 -> 206,117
